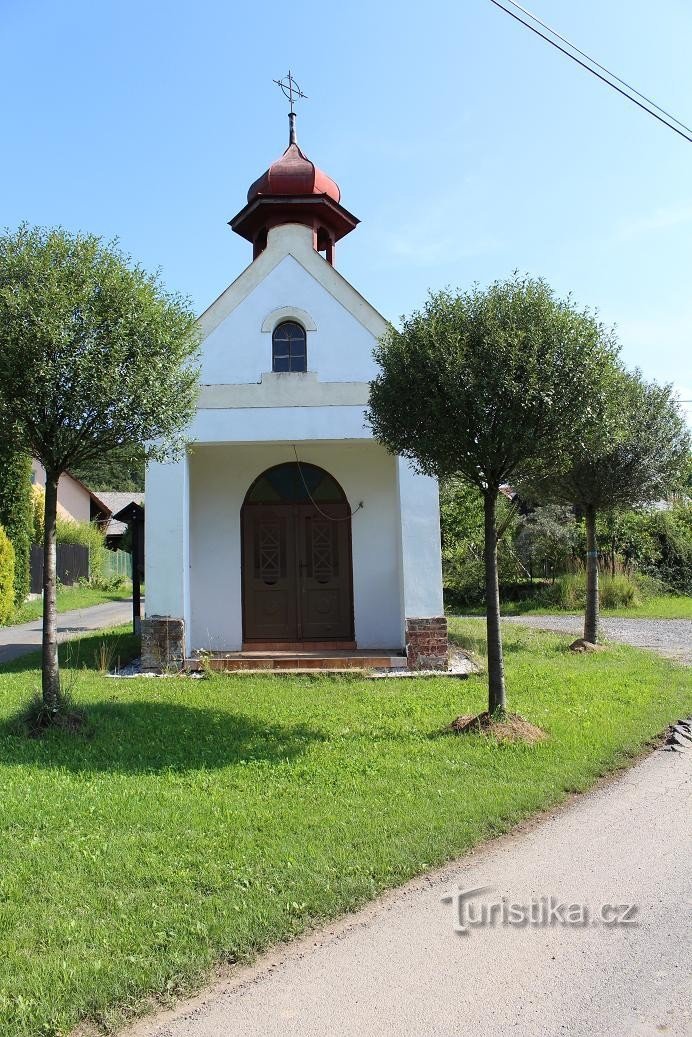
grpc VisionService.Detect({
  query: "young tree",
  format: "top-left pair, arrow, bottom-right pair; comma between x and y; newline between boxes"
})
368,276 -> 619,713
526,373 -> 690,643
0,224 -> 199,722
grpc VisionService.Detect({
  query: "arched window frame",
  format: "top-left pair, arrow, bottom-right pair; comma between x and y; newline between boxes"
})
272,320 -> 307,373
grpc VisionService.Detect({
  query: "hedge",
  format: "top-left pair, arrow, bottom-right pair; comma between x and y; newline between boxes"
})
0,449 -> 32,607
0,525 -> 15,623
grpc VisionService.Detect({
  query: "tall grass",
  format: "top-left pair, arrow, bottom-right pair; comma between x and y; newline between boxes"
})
546,570 -> 642,610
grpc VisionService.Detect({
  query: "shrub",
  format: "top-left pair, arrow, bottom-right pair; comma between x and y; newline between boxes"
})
0,525 -> 16,623
54,518 -> 108,583
0,450 -> 33,606
514,504 -> 580,581
441,478 -> 525,603
31,485 -> 45,543
643,506 -> 692,594
86,572 -> 129,592
596,503 -> 692,594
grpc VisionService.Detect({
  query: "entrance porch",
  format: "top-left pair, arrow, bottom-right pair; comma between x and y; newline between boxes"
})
143,439 -> 447,670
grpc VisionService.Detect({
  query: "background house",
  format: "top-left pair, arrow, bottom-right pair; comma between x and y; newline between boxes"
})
96,491 -> 145,549
29,462 -> 145,590
31,460 -> 110,526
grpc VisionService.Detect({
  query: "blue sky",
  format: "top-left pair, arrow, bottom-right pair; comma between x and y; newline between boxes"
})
2,0 -> 691,418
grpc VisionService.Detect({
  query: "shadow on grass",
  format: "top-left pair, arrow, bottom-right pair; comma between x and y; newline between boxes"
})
2,699 -> 324,774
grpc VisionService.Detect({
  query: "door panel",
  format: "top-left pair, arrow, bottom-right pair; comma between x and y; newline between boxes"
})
299,506 -> 352,640
242,502 -> 353,642
243,506 -> 298,640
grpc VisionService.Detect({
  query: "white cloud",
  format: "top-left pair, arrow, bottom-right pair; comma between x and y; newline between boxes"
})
371,188 -> 504,269
616,203 -> 692,241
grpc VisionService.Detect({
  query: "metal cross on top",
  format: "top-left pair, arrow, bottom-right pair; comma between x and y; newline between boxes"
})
273,70 -> 307,145
273,70 -> 308,114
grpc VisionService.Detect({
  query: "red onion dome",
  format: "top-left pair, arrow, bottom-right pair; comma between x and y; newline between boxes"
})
247,143 -> 341,204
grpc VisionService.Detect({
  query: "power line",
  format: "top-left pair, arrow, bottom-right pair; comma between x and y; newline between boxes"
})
500,0 -> 692,136
487,0 -> 692,144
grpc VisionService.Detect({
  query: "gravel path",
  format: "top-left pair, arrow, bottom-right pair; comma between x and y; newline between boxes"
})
502,614 -> 692,666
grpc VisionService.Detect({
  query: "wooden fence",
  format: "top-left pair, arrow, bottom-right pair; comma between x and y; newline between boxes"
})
30,544 -> 90,593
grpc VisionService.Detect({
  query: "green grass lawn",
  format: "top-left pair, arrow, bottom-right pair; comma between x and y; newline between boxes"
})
0,621 -> 690,1037
454,594 -> 692,620
7,583 -> 133,627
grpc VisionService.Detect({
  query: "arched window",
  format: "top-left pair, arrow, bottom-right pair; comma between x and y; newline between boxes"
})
245,462 -> 346,504
272,320 -> 307,373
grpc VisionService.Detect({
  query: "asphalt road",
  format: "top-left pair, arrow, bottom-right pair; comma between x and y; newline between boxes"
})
123,740 -> 692,1037
0,599 -> 135,665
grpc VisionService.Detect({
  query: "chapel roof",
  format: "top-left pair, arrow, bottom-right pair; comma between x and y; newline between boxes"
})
246,142 -> 341,204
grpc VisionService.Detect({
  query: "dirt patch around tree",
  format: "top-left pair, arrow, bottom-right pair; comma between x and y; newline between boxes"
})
568,638 -> 607,653
447,711 -> 547,744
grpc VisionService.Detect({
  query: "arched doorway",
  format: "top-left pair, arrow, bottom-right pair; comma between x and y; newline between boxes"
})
241,462 -> 354,643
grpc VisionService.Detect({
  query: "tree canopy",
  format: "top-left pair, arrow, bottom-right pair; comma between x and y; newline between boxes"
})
0,224 -> 200,721
528,372 -> 690,512
369,275 -> 620,712
522,369 -> 690,642
71,445 -> 146,492
0,225 -> 199,471
369,276 -> 620,492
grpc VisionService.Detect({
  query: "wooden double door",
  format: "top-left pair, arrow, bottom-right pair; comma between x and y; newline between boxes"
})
242,503 -> 354,642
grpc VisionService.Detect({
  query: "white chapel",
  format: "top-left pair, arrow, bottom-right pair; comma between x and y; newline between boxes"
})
143,104 -> 448,671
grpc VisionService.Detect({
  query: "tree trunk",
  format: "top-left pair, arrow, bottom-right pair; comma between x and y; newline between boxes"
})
484,489 -> 505,713
42,471 -> 61,712
584,505 -> 599,645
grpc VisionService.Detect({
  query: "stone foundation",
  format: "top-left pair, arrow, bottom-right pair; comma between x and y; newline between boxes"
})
406,617 -> 449,671
141,616 -> 185,672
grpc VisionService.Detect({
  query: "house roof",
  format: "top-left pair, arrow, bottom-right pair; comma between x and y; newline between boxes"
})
66,473 -> 111,516
97,492 -> 145,537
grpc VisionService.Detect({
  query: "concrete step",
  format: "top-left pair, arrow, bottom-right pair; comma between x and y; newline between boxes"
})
185,651 -> 406,673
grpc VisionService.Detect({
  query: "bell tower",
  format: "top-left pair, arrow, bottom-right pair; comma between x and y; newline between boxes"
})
229,72 -> 359,265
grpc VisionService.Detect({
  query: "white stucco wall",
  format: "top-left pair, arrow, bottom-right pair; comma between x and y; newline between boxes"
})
145,455 -> 189,620
187,442 -> 403,652
190,404 -> 372,445
199,225 -> 385,386
201,257 -> 378,383
397,458 -> 445,619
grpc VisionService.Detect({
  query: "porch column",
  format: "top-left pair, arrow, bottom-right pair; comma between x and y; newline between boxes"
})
396,457 -> 448,669
142,453 -> 190,669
